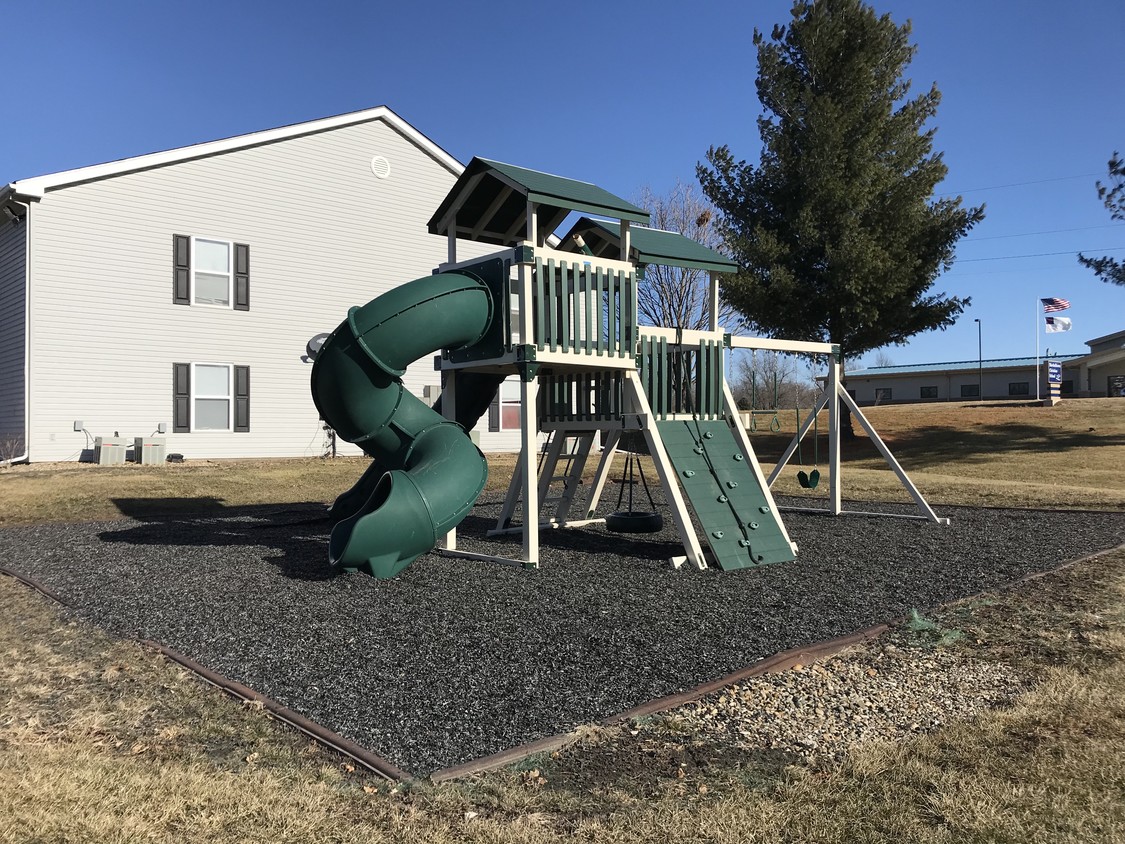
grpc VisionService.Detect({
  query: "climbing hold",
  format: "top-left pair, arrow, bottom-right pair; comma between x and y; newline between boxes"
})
738,539 -> 751,548
683,469 -> 695,478
726,481 -> 738,489
749,521 -> 759,530
694,446 -> 704,454
717,494 -> 728,503
759,506 -> 770,514
712,530 -> 724,539
733,454 -> 744,461
703,431 -> 714,439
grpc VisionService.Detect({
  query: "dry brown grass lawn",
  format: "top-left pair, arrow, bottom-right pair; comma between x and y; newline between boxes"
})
2,398 -> 1125,841
2,399 -> 1122,528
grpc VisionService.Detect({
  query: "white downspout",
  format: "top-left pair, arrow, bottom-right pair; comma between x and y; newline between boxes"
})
1,197 -> 31,465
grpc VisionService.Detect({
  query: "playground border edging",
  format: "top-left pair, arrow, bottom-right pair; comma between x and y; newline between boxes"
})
0,564 -> 413,782
4,537 -> 1125,784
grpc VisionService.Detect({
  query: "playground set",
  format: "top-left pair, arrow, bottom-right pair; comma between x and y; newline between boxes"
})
310,158 -> 947,579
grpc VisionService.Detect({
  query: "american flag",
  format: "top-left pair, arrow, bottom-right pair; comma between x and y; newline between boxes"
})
1041,297 -> 1070,313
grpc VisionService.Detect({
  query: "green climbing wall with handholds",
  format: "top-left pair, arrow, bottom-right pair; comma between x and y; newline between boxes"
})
656,419 -> 796,570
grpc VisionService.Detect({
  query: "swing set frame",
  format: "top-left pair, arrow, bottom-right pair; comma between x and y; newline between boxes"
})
730,337 -> 950,525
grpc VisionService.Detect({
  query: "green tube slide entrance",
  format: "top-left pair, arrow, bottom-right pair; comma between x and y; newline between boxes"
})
310,271 -> 495,579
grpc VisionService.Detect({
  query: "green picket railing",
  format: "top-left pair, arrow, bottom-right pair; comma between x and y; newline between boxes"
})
532,258 -> 636,358
638,335 -> 726,420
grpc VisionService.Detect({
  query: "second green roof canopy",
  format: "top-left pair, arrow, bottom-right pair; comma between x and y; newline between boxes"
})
558,216 -> 739,273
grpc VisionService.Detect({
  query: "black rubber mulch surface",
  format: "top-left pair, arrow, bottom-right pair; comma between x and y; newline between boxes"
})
1,492 -> 1122,776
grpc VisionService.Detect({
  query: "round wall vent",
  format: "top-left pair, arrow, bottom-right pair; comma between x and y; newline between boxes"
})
370,155 -> 391,179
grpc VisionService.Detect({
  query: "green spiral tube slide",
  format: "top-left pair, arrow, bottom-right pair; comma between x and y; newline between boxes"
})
310,271 -> 495,578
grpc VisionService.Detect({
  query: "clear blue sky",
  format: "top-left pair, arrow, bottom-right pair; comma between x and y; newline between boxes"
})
3,0 -> 1122,367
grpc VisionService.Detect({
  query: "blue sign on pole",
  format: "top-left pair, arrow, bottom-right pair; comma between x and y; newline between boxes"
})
1047,361 -> 1062,384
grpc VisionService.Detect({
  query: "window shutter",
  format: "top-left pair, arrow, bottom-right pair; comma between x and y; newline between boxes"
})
233,365 -> 250,432
173,235 -> 191,305
233,243 -> 250,311
173,363 -> 190,432
487,392 -> 500,432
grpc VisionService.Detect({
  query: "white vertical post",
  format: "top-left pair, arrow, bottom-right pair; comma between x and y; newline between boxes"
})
828,355 -> 842,515
620,220 -> 631,261
438,371 -> 458,550
1035,297 -> 1040,403
520,373 -> 540,567
517,261 -> 533,346
527,200 -> 539,247
707,270 -> 720,332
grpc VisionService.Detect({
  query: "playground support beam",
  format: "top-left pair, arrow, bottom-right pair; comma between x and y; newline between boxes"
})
722,380 -> 797,556
828,355 -> 842,515
728,335 -> 837,356
765,355 -> 948,526
438,369 -> 460,551
624,371 -> 708,570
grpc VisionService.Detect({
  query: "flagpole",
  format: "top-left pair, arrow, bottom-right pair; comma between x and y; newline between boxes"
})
1035,297 -> 1040,402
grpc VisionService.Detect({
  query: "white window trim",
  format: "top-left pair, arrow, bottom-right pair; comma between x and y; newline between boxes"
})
190,361 -> 233,432
190,236 -> 234,309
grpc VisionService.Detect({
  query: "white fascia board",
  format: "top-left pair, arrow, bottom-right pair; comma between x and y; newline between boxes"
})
9,105 -> 464,197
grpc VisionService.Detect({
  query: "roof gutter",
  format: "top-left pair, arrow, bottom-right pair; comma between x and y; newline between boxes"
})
1,192 -> 31,466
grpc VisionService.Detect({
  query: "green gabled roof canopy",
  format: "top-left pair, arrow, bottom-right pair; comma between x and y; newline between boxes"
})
559,217 -> 739,273
428,158 -> 649,248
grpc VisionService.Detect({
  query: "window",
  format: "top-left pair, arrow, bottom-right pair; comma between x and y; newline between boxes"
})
173,234 -> 249,309
960,384 -> 979,398
874,387 -> 892,403
1008,382 -> 1030,396
488,379 -> 522,431
920,386 -> 938,399
173,362 -> 250,432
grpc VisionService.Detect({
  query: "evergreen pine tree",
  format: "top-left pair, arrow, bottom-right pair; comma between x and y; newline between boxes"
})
1077,152 -> 1125,286
698,0 -> 983,371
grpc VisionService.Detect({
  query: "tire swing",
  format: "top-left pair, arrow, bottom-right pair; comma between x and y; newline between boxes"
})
796,403 -> 821,489
606,446 -> 664,534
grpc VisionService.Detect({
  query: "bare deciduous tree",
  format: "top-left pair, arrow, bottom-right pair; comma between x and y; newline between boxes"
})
872,349 -> 896,368
731,350 -> 821,412
634,181 -> 740,331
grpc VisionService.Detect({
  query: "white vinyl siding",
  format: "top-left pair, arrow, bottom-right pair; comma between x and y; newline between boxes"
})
0,219 -> 26,457
23,116 -> 509,461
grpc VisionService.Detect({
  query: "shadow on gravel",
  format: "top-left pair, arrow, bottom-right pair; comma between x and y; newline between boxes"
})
100,499 -> 337,581
455,512 -> 687,566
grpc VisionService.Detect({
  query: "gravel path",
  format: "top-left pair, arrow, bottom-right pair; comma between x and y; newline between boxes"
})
678,636 -> 1031,766
1,493 -> 1122,776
